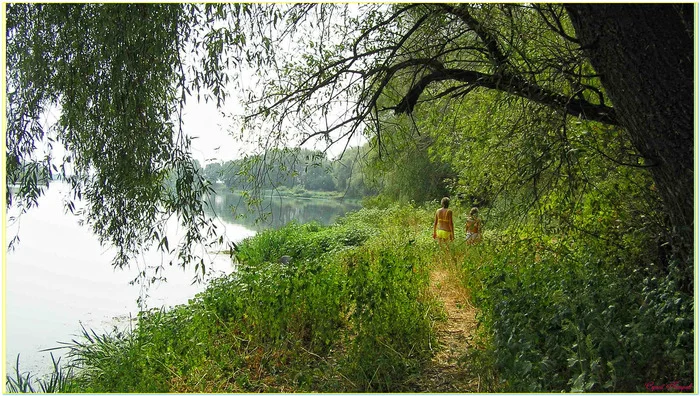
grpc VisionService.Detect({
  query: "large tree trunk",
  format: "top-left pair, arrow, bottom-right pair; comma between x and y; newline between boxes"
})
566,4 -> 694,264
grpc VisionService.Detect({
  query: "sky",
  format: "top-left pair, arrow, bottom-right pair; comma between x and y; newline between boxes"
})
9,6 -> 367,172
181,99 -> 240,165
177,4 -> 368,166
181,95 -> 366,166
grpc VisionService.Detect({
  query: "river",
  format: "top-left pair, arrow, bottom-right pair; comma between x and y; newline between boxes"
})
3,182 -> 360,378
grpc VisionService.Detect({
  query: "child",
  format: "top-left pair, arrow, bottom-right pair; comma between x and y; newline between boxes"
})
465,207 -> 482,245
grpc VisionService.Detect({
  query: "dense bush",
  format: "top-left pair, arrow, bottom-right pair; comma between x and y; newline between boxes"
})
462,234 -> 694,392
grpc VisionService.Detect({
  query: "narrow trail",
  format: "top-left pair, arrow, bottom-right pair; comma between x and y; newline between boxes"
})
412,257 -> 482,392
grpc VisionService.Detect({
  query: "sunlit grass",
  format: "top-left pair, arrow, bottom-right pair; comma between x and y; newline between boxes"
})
11,202 -> 686,393
6,205 -> 441,393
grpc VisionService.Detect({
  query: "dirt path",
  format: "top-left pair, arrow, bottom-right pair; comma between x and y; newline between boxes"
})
412,261 -> 482,392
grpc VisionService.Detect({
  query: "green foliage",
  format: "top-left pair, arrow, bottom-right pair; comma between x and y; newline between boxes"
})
461,232 -> 693,392
7,3 -> 692,393
234,219 -> 375,265
342,234 -> 435,391
364,127 -> 455,204
332,146 -> 377,198
34,205 -> 438,393
7,1 -> 691,286
202,148 -> 332,191
65,323 -> 170,392
201,147 -> 375,199
5,3 -> 225,279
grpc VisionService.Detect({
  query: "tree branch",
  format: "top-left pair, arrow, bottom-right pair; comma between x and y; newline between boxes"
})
439,3 -> 509,68
532,4 -> 580,44
395,67 -> 618,126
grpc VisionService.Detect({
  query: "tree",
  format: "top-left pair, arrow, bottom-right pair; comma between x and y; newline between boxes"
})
364,127 -> 455,204
6,3 -> 693,278
202,162 -> 223,184
235,3 -> 693,262
5,3 -> 245,280
297,150 -> 336,192
564,4 -> 694,260
332,146 -> 375,198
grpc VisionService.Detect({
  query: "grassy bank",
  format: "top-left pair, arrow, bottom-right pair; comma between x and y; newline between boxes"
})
13,205 -> 441,393
7,204 -> 693,393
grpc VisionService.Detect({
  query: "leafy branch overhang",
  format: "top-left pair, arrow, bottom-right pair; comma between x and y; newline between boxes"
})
393,64 -> 618,126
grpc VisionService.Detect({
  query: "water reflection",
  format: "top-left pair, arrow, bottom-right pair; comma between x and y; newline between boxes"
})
206,190 -> 362,230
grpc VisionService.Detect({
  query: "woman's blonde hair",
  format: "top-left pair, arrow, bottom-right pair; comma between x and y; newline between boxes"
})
441,197 -> 450,208
470,207 -> 479,216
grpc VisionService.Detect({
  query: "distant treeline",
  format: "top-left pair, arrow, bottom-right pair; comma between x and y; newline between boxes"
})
197,136 -> 456,205
197,147 -> 376,198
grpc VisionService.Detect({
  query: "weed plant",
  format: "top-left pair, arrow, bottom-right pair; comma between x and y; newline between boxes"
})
22,205 -> 440,393
5,354 -> 77,393
460,229 -> 694,392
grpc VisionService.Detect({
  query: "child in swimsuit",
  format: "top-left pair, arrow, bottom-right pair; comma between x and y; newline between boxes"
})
465,207 -> 482,245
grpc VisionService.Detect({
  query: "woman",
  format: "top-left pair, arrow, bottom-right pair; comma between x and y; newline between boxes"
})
433,197 -> 454,243
465,207 -> 482,245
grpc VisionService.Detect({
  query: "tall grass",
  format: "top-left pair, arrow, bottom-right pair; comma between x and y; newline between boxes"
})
9,201 -> 691,393
13,205 -> 441,393
5,354 -> 76,393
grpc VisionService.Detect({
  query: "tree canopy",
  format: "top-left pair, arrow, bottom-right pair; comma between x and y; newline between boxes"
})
5,3 -> 694,280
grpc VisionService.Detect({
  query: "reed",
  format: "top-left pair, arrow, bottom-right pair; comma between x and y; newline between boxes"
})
5,353 -> 76,393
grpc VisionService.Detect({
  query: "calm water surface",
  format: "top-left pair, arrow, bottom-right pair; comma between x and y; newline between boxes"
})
3,182 -> 360,378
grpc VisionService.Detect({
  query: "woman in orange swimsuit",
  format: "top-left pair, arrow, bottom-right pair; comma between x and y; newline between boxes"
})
433,197 -> 454,243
